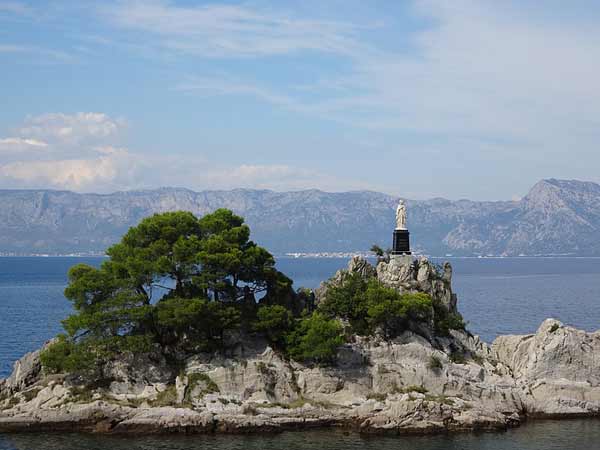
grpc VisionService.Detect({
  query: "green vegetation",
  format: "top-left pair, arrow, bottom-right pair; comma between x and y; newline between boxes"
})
186,372 -> 220,400
41,334 -> 98,375
433,298 -> 466,336
253,305 -> 293,348
428,355 -> 443,371
399,385 -> 428,394
319,272 -> 434,338
370,244 -> 392,258
40,208 -> 467,378
151,385 -> 177,407
449,350 -> 467,365
549,323 -> 561,333
366,392 -> 388,402
257,398 -> 310,409
40,210 -> 291,372
69,386 -> 95,404
285,313 -> 344,364
424,394 -> 455,405
370,244 -> 385,257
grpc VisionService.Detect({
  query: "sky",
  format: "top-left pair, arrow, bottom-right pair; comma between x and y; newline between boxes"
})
1,0 -> 599,200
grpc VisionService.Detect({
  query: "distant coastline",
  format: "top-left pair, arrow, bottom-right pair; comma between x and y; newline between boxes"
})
0,251 -> 598,259
0,179 -> 599,258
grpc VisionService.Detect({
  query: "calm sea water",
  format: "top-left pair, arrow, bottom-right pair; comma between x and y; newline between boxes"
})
1,420 -> 600,450
1,256 -> 599,449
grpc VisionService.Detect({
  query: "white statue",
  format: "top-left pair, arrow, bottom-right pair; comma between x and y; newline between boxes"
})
395,200 -> 407,230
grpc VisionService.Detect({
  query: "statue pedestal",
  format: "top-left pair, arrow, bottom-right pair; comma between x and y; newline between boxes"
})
392,229 -> 411,255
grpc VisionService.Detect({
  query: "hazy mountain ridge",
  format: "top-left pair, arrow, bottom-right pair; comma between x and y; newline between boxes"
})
0,179 -> 599,256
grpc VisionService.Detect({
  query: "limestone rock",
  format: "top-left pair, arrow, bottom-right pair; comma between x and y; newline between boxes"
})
2,340 -> 51,394
315,256 -> 376,305
316,255 -> 457,315
376,256 -> 457,313
492,319 -> 600,417
114,407 -> 215,433
3,319 -> 600,434
348,256 -> 377,278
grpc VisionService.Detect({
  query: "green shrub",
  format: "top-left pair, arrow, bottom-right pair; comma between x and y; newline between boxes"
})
366,392 -> 387,401
365,286 -> 432,338
449,350 -> 467,364
399,385 -> 428,394
425,394 -> 454,405
253,305 -> 293,347
285,313 -> 344,364
40,335 -> 96,375
319,272 -> 370,333
69,386 -> 94,404
319,275 -> 433,338
151,385 -> 177,407
156,297 -> 240,349
549,323 -> 560,333
428,355 -> 443,371
41,333 -> 154,376
433,299 -> 466,336
370,245 -> 385,257
186,372 -> 220,399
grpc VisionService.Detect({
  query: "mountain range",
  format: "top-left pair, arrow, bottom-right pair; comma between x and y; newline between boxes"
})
1,178 -> 599,256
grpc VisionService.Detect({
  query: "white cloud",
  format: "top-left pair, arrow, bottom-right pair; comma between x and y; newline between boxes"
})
0,113 -> 134,191
0,147 -> 131,190
0,137 -> 48,152
0,112 -> 364,193
0,150 -> 362,193
103,0 -> 364,57
350,0 -> 600,140
175,76 -> 297,109
19,112 -> 126,144
193,164 -> 374,192
169,0 -> 600,152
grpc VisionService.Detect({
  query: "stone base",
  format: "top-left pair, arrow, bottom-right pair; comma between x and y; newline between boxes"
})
392,229 -> 411,255
389,254 -> 414,266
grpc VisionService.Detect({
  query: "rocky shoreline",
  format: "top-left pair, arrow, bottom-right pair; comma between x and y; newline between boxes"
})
1,317 -> 598,435
1,256 -> 599,435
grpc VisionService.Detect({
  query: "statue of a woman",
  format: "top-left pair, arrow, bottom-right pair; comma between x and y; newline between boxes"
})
395,200 -> 407,230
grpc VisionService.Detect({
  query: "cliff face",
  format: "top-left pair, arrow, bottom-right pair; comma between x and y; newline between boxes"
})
2,179 -> 600,256
1,258 -> 598,434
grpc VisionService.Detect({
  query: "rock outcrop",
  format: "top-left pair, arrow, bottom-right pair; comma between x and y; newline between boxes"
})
2,319 -> 598,435
0,329 -> 517,434
1,258 -> 598,435
377,256 -> 457,313
315,255 -> 457,317
1,346 -> 44,395
493,319 -> 600,417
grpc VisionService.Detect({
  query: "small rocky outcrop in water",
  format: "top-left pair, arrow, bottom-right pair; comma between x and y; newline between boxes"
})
1,258 -> 599,435
493,319 -> 600,417
315,255 -> 456,314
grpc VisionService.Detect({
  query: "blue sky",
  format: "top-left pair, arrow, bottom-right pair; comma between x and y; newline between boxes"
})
1,0 -> 599,200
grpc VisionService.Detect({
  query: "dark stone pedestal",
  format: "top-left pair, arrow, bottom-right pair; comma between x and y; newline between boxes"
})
392,229 -> 411,255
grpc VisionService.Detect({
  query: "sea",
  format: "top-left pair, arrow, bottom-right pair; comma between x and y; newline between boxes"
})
1,256 -> 599,450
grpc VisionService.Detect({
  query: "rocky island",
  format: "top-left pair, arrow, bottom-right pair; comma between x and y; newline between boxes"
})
1,209 -> 599,435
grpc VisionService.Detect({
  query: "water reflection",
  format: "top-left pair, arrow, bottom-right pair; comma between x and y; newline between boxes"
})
1,420 -> 600,450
